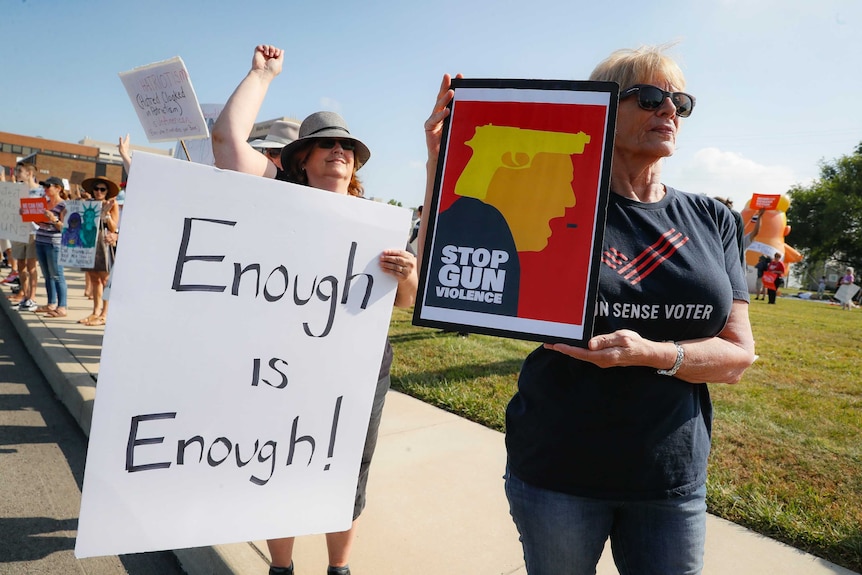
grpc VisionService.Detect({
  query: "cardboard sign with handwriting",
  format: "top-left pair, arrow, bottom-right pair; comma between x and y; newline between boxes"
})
0,182 -> 34,241
119,57 -> 209,143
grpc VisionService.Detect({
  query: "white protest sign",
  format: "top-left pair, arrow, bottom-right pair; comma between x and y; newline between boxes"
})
119,57 -> 209,143
58,200 -> 102,268
0,181 -> 31,242
75,153 -> 411,558
173,103 -> 224,165
835,283 -> 860,304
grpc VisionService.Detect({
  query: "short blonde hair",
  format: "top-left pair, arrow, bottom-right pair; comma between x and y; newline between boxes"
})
589,44 -> 686,92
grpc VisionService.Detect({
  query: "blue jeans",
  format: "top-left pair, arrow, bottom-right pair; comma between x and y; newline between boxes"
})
35,241 -> 67,307
505,468 -> 706,575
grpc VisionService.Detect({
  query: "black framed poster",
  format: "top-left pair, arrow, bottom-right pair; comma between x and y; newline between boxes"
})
413,78 -> 618,346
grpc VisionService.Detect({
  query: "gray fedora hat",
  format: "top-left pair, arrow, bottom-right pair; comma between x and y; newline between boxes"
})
248,120 -> 300,149
280,111 -> 371,170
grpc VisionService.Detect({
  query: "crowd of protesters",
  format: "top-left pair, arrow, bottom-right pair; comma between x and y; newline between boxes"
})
0,127 -> 305,326
1,159 -> 123,325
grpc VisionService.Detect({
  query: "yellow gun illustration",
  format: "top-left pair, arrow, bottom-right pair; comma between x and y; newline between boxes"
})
454,124 -> 591,200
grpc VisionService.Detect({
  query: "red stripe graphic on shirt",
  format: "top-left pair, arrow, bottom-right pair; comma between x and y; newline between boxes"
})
603,229 -> 689,286
601,247 -> 629,269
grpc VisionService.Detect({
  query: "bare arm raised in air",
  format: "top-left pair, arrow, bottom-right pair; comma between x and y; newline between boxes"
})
118,134 -> 132,174
212,44 -> 284,178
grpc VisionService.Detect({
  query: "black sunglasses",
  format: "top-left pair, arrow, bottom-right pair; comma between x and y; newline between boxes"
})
92,186 -> 109,192
620,84 -> 695,118
316,138 -> 356,151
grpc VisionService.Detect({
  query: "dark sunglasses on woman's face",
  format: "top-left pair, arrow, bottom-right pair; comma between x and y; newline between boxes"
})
316,138 -> 356,151
93,186 -> 108,193
620,84 -> 696,118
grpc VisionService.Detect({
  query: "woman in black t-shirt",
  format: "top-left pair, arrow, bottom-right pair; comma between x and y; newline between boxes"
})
422,46 -> 756,575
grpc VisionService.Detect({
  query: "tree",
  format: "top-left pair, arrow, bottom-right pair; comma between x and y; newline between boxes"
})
387,199 -> 403,207
787,142 -> 862,279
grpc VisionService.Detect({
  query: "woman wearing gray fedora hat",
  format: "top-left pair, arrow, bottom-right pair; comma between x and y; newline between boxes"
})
212,44 -> 417,575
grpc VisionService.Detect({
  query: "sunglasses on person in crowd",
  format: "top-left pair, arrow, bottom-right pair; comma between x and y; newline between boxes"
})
264,148 -> 282,158
620,84 -> 696,118
316,138 -> 356,151
92,186 -> 109,193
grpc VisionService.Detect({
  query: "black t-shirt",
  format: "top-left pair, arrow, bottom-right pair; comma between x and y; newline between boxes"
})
506,187 -> 748,500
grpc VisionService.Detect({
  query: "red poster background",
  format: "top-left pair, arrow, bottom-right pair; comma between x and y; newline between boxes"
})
20,197 -> 48,223
437,100 -> 608,324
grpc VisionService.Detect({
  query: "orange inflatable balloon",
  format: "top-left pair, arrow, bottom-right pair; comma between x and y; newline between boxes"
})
741,194 -> 803,267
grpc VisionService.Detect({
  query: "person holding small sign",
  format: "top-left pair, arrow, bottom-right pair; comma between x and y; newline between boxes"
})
837,266 -> 856,310
33,177 -> 68,317
423,46 -> 756,575
10,162 -> 44,310
765,252 -> 786,304
213,44 -> 417,575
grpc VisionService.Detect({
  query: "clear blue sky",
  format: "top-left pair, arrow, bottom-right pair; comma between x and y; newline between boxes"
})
3,0 -> 860,211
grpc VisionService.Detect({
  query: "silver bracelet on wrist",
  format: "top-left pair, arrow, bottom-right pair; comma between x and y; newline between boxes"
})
657,342 -> 685,376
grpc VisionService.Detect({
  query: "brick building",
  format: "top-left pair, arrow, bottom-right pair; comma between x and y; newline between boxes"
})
0,131 -> 175,189
1,119 -> 295,188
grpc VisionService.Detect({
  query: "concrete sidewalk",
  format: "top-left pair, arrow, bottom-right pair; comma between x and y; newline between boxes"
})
1,269 -> 857,575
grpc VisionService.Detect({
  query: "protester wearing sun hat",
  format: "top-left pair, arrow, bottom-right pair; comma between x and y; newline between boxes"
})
212,44 -> 416,575
279,112 -> 371,169
79,175 -> 120,327
81,176 -> 120,200
248,120 -> 300,170
276,111 -> 372,198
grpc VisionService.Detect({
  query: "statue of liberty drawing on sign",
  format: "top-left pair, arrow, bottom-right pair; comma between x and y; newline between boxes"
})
59,200 -> 102,268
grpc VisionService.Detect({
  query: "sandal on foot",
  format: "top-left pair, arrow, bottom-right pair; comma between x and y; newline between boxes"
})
34,305 -> 56,313
85,316 -> 106,326
47,309 -> 67,318
78,314 -> 99,324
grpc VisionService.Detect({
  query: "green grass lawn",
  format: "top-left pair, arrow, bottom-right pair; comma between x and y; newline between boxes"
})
388,295 -> 862,572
